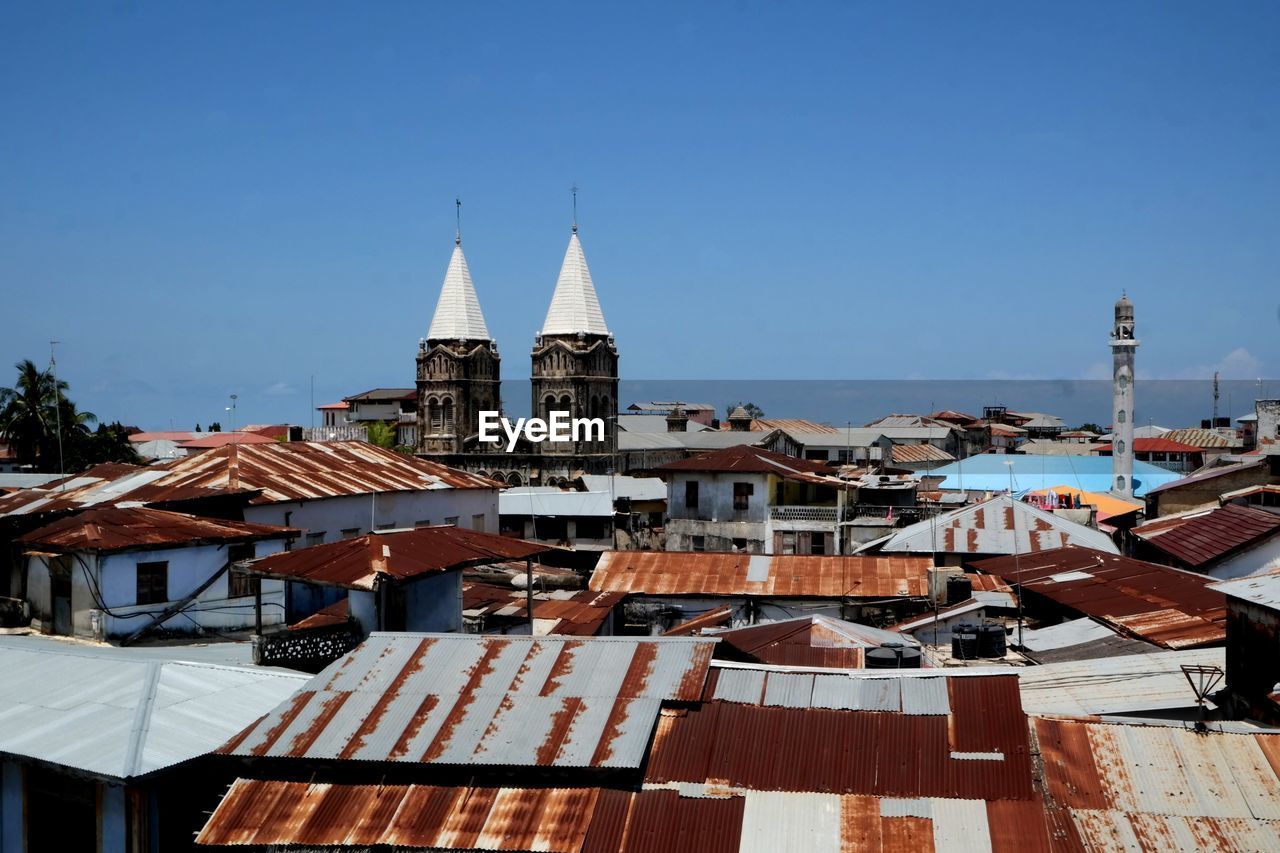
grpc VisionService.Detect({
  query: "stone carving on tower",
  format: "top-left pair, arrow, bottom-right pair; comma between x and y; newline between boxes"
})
416,228 -> 501,457
530,223 -> 619,461
1109,293 -> 1138,498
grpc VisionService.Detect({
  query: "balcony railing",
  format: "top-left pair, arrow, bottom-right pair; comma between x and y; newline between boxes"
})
302,425 -> 368,442
769,506 -> 840,522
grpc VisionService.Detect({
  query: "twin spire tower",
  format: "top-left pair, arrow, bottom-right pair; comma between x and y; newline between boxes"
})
415,198 -> 619,486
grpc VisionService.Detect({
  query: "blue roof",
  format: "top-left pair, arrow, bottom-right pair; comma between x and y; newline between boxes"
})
928,454 -> 1181,497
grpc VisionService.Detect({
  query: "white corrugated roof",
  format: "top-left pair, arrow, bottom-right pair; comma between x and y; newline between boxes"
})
0,644 -> 306,779
1016,648 -> 1223,717
1209,571 -> 1280,610
426,243 -> 491,341
539,231 -> 610,336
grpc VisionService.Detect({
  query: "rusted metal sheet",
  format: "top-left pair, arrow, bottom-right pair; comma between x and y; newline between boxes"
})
590,551 -> 932,598
244,527 -> 550,590
708,615 -> 911,669
463,582 -> 624,636
971,546 -> 1227,649
15,505 -> 296,553
1134,504 -> 1280,569
645,676 -> 1035,801
196,779 -> 601,851
880,495 -> 1118,556
222,634 -> 716,770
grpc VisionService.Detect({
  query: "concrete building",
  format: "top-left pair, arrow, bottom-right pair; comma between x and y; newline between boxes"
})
1208,571 -> 1280,723
1110,293 -> 1139,497
17,507 -> 296,641
658,444 -> 842,555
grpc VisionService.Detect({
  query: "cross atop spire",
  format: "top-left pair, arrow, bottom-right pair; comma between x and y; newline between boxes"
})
427,233 -> 491,342
539,228 -> 610,337
455,197 -> 462,246
570,184 -> 579,234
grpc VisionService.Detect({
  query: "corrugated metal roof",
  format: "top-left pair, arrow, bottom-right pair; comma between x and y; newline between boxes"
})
1210,570 -> 1280,610
463,583 -> 624,637
1144,457 -> 1268,496
1017,648 -> 1225,717
1018,617 -> 1119,653
243,526 -> 549,590
648,671 -> 1033,801
707,615 -> 915,669
1036,716 -> 1280,847
221,633 -> 717,769
927,455 -> 1182,497
15,506 -> 296,553
880,495 -> 1119,556
1133,504 -> 1280,569
500,488 -> 614,517
657,444 -> 834,482
1161,428 -> 1242,449
590,551 -> 931,599
970,546 -> 1226,649
891,444 -> 956,464
0,645 -> 306,779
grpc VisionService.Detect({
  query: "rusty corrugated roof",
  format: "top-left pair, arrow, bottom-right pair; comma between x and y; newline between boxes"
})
1133,504 -> 1280,569
890,443 -> 955,464
462,582 -> 624,637
1035,716 -> 1280,850
15,506 -> 296,554
646,672 -> 1036,801
197,781 -> 747,852
589,551 -> 932,598
708,615 -> 913,669
656,444 -> 834,482
243,526 -> 550,590
220,633 -> 718,770
970,546 -> 1226,649
661,606 -> 734,636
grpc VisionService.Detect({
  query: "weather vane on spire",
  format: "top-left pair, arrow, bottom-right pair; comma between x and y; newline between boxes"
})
570,184 -> 578,233
455,196 -> 462,246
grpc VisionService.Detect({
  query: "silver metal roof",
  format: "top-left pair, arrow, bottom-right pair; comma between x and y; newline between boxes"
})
1018,617 -> 1118,652
540,231 -> 610,336
1017,648 -> 1224,717
880,494 -> 1119,555
0,644 -> 306,779
426,243 -> 492,341
225,633 -> 717,769
499,488 -> 613,517
713,666 -> 951,715
1210,571 -> 1280,610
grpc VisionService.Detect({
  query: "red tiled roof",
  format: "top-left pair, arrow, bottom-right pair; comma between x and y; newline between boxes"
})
15,506 -> 297,554
245,526 -> 551,590
657,443 -> 833,480
1134,504 -> 1280,569
970,545 -> 1227,648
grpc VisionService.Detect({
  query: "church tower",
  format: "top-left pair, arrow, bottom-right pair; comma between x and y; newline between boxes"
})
531,219 -> 618,461
1110,293 -> 1138,497
416,217 -> 501,457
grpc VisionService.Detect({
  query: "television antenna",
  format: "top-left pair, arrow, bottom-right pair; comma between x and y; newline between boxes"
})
1181,664 -> 1224,728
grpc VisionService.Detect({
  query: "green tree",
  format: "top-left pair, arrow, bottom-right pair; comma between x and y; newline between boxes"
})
208,421 -> 222,432
1075,422 -> 1104,434
0,359 -> 60,469
366,420 -> 396,449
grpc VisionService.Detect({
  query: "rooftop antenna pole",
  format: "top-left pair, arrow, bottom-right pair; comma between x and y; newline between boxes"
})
570,184 -> 579,234
50,341 -> 65,486
455,196 -> 462,246
1005,460 -> 1023,650
1212,372 -> 1219,425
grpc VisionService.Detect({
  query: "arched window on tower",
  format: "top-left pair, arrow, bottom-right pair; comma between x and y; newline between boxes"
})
441,397 -> 454,434
428,397 -> 441,435
543,395 -> 555,422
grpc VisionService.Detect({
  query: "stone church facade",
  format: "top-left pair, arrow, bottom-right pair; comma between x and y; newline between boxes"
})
415,224 -> 618,486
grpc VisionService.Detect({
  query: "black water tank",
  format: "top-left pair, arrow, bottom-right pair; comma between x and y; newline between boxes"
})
976,623 -> 1007,658
865,647 -> 902,669
896,646 -> 923,669
946,575 -> 973,605
951,623 -> 979,659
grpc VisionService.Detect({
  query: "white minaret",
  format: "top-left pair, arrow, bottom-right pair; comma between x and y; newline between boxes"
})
1110,293 -> 1138,497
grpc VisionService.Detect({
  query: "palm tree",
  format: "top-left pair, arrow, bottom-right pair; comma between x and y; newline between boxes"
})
0,359 -> 58,469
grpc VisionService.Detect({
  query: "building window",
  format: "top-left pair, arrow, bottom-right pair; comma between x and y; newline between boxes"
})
415,519 -> 432,528
733,482 -> 753,511
305,531 -> 325,547
445,516 -> 459,526
471,514 -> 486,533
136,562 -> 168,606
576,518 -> 607,539
227,543 -> 256,598
810,535 -> 826,556
341,528 -> 361,539
732,537 -> 748,552
691,535 -> 706,552
685,481 -> 699,510
779,532 -> 796,555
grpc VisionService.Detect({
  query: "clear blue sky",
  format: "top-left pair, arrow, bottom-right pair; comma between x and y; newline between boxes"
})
2,2 -> 1277,429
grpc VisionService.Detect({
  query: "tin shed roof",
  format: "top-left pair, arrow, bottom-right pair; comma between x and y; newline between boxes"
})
879,495 -> 1119,556
589,551 -> 931,598
0,645 -> 306,780
243,526 -> 550,590
16,506 -> 296,554
1133,504 -> 1280,569
220,633 -> 717,770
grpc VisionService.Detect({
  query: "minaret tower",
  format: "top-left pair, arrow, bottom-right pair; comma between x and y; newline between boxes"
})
1110,293 -> 1138,497
416,200 -> 501,456
531,189 -> 618,461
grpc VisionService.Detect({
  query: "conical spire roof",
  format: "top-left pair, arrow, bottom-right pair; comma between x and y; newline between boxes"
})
427,243 -> 491,341
539,231 -> 610,337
